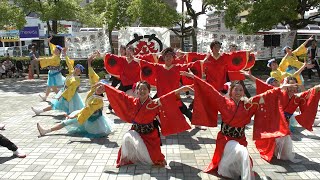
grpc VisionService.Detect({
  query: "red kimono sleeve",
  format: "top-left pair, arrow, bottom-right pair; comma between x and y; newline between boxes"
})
252,88 -> 290,140
104,84 -> 136,123
295,88 -> 320,131
185,52 -> 207,63
192,76 -> 225,127
139,60 -> 157,86
255,78 -> 273,95
180,61 -> 202,85
104,54 -> 124,76
136,54 -> 158,63
157,91 -> 191,136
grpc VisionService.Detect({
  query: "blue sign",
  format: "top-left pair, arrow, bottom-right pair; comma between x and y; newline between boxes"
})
20,26 -> 39,38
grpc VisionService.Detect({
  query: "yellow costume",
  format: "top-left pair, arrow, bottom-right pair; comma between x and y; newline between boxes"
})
60,56 -> 81,101
279,44 -> 307,85
270,69 -> 299,83
77,67 -> 104,124
39,43 -> 61,68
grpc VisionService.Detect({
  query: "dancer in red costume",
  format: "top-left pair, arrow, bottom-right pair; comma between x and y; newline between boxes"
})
180,71 -> 300,179
104,45 -> 141,113
243,71 -> 320,163
103,81 -> 192,167
134,47 -> 200,121
190,41 -> 249,127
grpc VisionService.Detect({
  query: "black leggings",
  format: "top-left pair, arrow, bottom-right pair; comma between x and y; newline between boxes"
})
110,76 -> 121,87
0,134 -> 18,151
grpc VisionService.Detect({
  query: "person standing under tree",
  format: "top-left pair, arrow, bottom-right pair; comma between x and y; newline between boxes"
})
307,39 -> 320,81
29,45 -> 40,78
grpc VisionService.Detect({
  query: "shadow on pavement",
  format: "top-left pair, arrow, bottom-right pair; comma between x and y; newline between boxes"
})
271,153 -> 320,173
163,128 -> 215,151
67,137 -> 119,148
34,114 -> 66,121
291,127 -> 320,141
0,78 -> 90,95
0,156 -> 16,164
104,161 -> 202,180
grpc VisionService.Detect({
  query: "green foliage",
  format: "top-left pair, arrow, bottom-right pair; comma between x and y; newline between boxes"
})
81,0 -> 132,30
220,0 -> 320,34
0,0 -> 26,30
127,0 -> 181,27
14,0 -> 83,33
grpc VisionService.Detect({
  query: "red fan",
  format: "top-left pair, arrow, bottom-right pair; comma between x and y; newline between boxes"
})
140,61 -> 157,86
244,53 -> 255,70
104,54 -> 123,76
227,51 -> 247,71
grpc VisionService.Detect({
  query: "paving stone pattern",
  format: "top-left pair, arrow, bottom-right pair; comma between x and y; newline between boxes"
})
0,75 -> 320,180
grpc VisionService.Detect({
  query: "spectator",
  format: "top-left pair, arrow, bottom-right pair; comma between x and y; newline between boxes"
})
2,56 -> 15,78
29,45 -> 40,78
0,63 -> 5,79
307,39 -> 320,81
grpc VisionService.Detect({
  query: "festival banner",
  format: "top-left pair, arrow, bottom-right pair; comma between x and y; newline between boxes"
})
65,30 -> 110,58
118,27 -> 170,55
197,30 -> 296,60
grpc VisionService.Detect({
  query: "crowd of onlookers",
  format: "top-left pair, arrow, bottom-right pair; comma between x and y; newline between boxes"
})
0,45 -> 40,79
0,55 -> 24,79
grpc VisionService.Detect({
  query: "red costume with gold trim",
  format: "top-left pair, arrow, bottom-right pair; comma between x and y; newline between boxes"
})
104,85 -> 190,167
254,79 -> 320,161
192,76 -> 289,173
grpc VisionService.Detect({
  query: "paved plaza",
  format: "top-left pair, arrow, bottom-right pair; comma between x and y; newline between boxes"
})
1,75 -> 320,180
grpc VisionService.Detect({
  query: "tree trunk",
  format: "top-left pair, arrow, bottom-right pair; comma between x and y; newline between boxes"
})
108,29 -> 115,54
46,21 -> 52,35
191,17 -> 198,52
52,20 -> 58,34
191,29 -> 197,52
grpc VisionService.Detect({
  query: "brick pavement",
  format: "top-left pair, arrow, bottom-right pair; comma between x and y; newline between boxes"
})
0,75 -> 320,180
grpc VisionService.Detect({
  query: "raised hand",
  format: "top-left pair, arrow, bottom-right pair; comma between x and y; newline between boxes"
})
88,52 -> 98,67
180,68 -> 195,79
308,35 -> 314,41
47,36 -> 53,42
62,47 -> 68,56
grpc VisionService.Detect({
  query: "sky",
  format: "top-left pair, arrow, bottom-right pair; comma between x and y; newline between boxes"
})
176,0 -> 209,29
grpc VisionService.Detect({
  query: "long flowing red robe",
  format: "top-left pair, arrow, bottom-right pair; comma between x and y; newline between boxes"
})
104,85 -> 191,167
254,79 -> 320,161
192,76 -> 288,173
104,54 -> 140,86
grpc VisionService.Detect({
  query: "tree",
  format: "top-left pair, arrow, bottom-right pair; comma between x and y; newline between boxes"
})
14,0 -> 83,34
127,0 -> 180,27
0,0 -> 26,30
171,0 -> 215,52
82,0 -> 180,54
219,0 -> 320,34
81,0 -> 133,54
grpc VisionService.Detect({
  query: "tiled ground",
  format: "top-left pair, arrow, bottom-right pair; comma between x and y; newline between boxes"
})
0,75 -> 320,180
